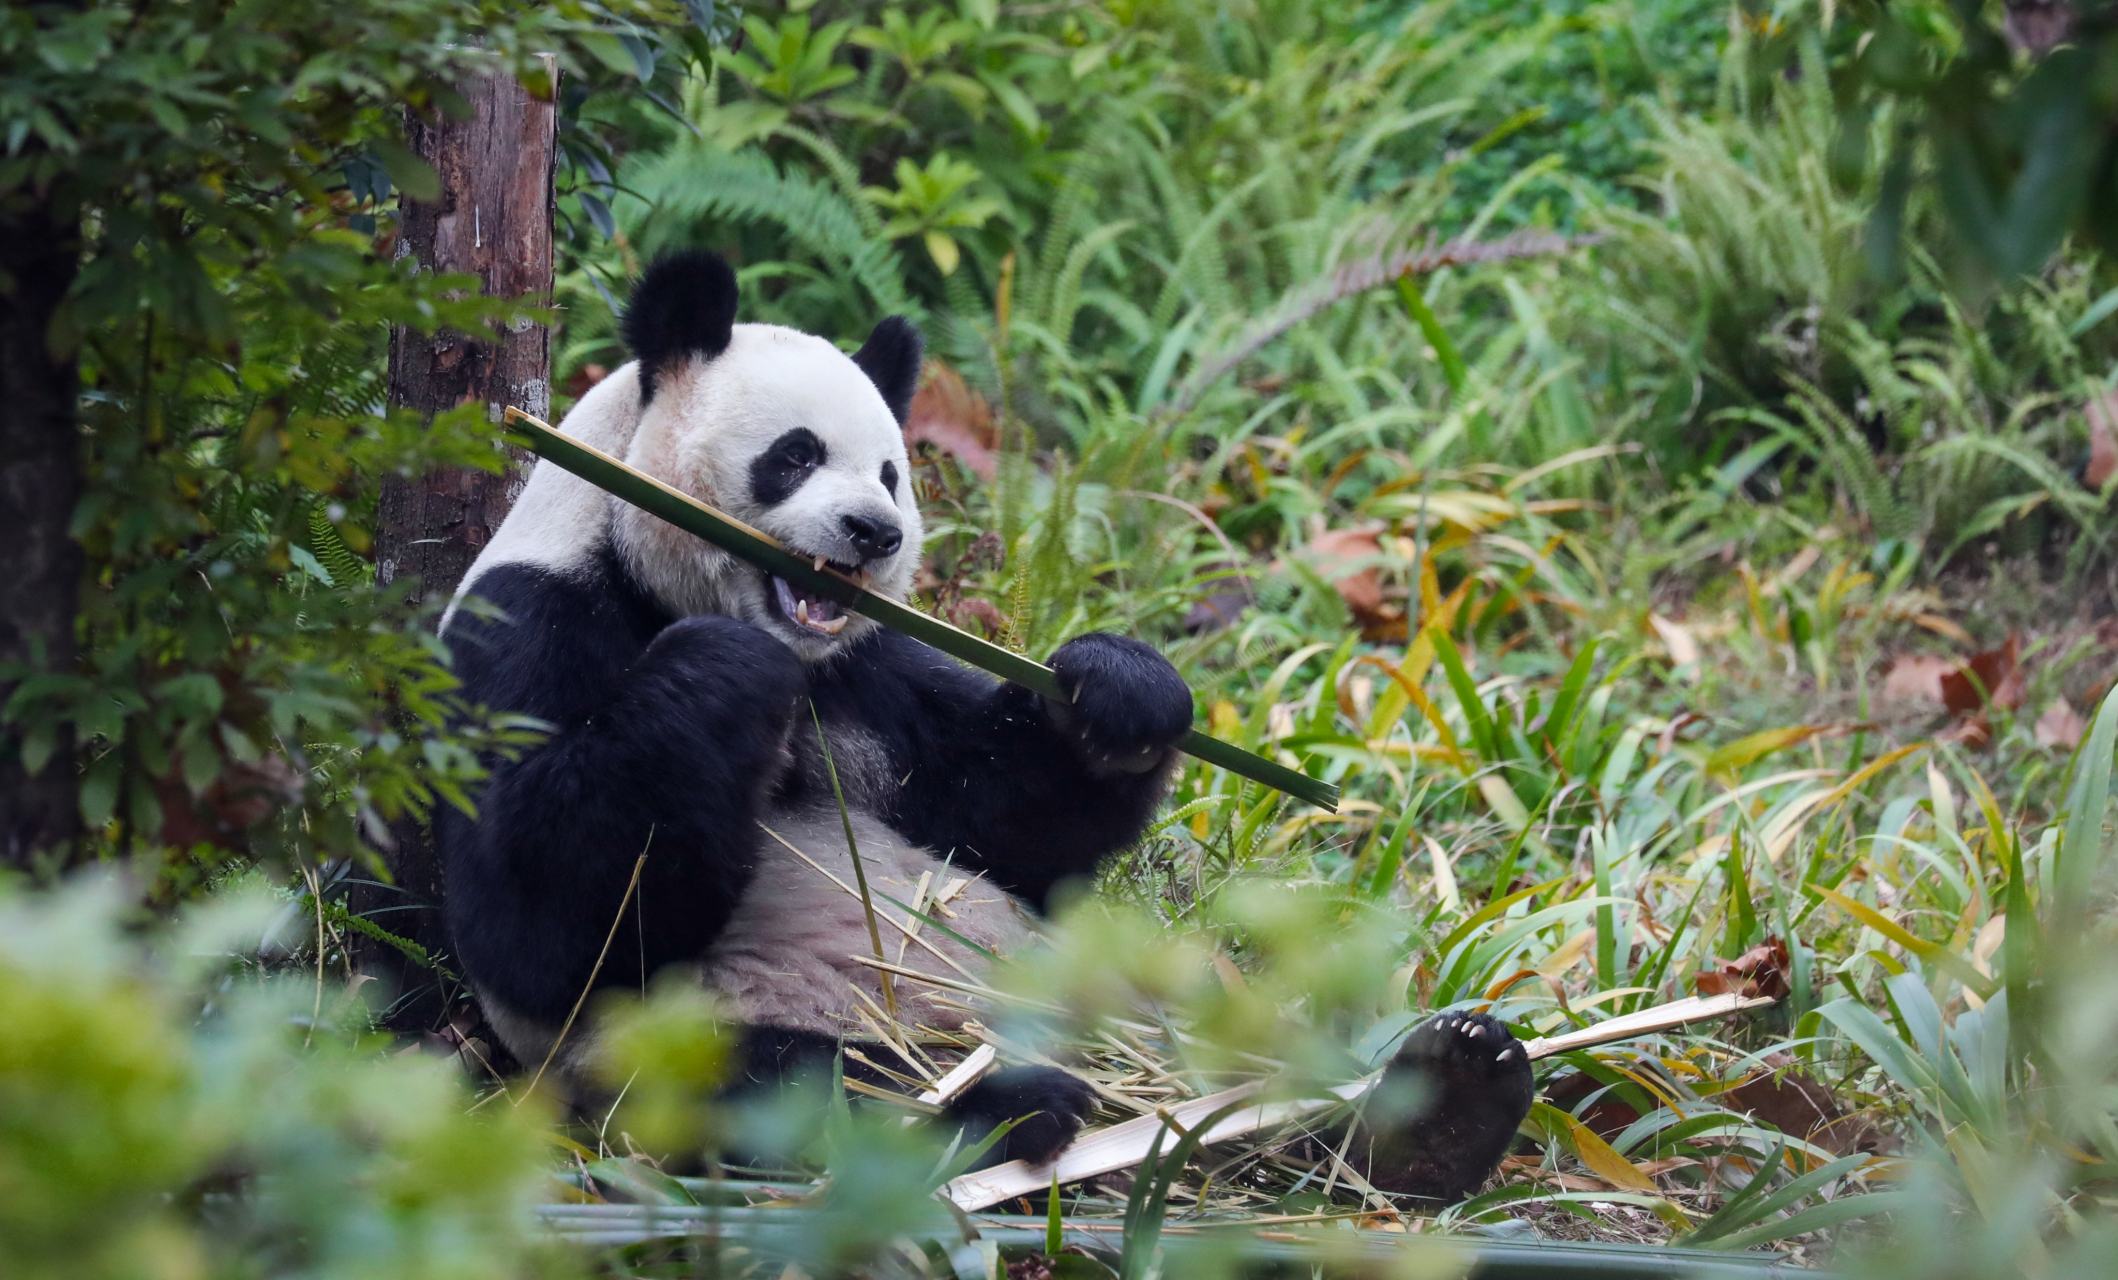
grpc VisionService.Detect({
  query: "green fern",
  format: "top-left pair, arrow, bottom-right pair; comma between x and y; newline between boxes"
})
629,142 -> 913,318
773,121 -> 883,240
308,500 -> 373,588
1017,452 -> 1086,656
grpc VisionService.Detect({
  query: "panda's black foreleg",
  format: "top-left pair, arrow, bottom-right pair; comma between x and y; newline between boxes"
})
724,1026 -> 1093,1170
881,632 -> 1197,908
447,615 -> 805,1026
1334,1012 -> 1535,1203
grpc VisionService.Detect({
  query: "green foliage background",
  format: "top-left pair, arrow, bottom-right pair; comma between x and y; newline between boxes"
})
5,0 -> 2118,1275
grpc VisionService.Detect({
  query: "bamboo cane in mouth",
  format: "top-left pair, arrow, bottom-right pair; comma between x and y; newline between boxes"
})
503,405 -> 1341,811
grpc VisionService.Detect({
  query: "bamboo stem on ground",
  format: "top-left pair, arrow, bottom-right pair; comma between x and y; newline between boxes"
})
941,991 -> 1777,1211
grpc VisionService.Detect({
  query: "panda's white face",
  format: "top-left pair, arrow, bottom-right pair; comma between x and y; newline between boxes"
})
613,323 -> 922,662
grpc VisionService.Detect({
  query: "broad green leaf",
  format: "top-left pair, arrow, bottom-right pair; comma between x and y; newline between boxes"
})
367,138 -> 440,203
1707,1189 -> 1915,1252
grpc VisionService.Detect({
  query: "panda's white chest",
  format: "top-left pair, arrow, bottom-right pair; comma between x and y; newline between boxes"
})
697,808 -> 1036,1036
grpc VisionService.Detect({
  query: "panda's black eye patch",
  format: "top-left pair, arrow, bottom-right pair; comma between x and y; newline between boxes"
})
880,461 -> 898,495
749,428 -> 827,507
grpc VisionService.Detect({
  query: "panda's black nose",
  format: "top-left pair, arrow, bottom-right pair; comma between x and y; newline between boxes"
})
842,513 -> 903,561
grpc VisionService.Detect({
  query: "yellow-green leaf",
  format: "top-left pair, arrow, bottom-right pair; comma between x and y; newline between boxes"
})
1809,885 -> 1997,998
1706,726 -> 1823,783
1536,1102 -> 1656,1190
924,230 -> 961,275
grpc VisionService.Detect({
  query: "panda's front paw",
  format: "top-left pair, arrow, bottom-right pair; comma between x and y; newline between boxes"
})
1389,1010 -> 1534,1094
1350,1011 -> 1534,1202
1044,634 -> 1193,775
943,1064 -> 1095,1169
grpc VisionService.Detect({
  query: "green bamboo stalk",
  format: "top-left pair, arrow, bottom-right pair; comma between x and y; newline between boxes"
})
502,408 -> 1338,811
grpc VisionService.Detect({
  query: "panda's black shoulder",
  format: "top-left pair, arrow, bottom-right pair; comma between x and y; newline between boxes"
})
445,550 -> 673,725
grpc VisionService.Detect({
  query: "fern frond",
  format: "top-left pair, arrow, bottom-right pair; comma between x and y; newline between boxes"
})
1785,378 -> 1913,540
309,499 -> 373,588
1045,220 -> 1135,353
629,143 -> 912,317
774,122 -> 884,239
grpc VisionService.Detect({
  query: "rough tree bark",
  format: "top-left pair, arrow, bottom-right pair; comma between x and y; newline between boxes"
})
0,191 -> 83,870
363,59 -> 556,1036
378,59 -> 557,603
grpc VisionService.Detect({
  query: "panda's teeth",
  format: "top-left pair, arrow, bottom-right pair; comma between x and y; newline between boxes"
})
813,555 -> 827,573
811,613 -> 848,635
797,599 -> 811,626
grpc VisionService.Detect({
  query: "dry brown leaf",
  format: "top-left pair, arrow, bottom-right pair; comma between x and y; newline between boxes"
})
2087,388 -> 2118,490
1549,1050 -> 1896,1158
904,361 -> 997,480
1500,1155 -> 1611,1191
1720,1053 -> 1899,1156
1302,526 -> 1402,634
949,598 -> 1007,637
1880,654 -> 1954,707
2035,698 -> 2088,749
1941,632 -> 2023,717
155,754 -> 304,851
1648,613 -> 1700,668
1939,716 -> 1994,749
1694,937 -> 1791,1001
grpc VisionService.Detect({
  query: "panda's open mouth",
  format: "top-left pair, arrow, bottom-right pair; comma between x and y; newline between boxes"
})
770,572 -> 854,637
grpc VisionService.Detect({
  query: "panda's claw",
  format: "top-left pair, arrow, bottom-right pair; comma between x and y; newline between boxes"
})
1351,1009 -> 1536,1203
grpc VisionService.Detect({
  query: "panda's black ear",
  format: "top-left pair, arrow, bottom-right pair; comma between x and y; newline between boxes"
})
623,251 -> 739,403
851,316 -> 923,426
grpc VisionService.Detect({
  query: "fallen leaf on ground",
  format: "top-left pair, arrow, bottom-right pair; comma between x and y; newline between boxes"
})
1720,1053 -> 1900,1156
2087,388 -> 2117,489
2035,698 -> 2087,749
904,360 -> 997,480
1648,613 -> 1700,668
1938,716 -> 1993,748
1940,633 -> 2023,717
1302,525 -> 1402,634
1880,654 -> 1954,706
1694,937 -> 1791,1001
1547,1051 -> 1896,1157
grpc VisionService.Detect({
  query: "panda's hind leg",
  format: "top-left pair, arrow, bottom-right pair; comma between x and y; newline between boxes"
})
722,1027 -> 1094,1171
943,1066 -> 1095,1169
1341,1011 -> 1534,1203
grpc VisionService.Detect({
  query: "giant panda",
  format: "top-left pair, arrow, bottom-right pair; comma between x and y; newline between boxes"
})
434,251 -> 1533,1199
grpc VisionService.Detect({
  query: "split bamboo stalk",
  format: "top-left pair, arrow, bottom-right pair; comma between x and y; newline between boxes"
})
942,991 -> 1776,1211
502,407 -> 1338,810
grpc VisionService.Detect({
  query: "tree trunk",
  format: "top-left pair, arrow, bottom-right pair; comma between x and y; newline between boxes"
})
0,192 -> 82,870
363,60 -> 556,1039
378,58 -> 558,602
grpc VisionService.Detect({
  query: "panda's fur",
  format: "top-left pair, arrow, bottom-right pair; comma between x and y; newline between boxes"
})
436,252 -> 1534,1195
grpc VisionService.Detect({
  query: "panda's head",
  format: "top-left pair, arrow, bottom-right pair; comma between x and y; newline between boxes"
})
611,252 -> 924,662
